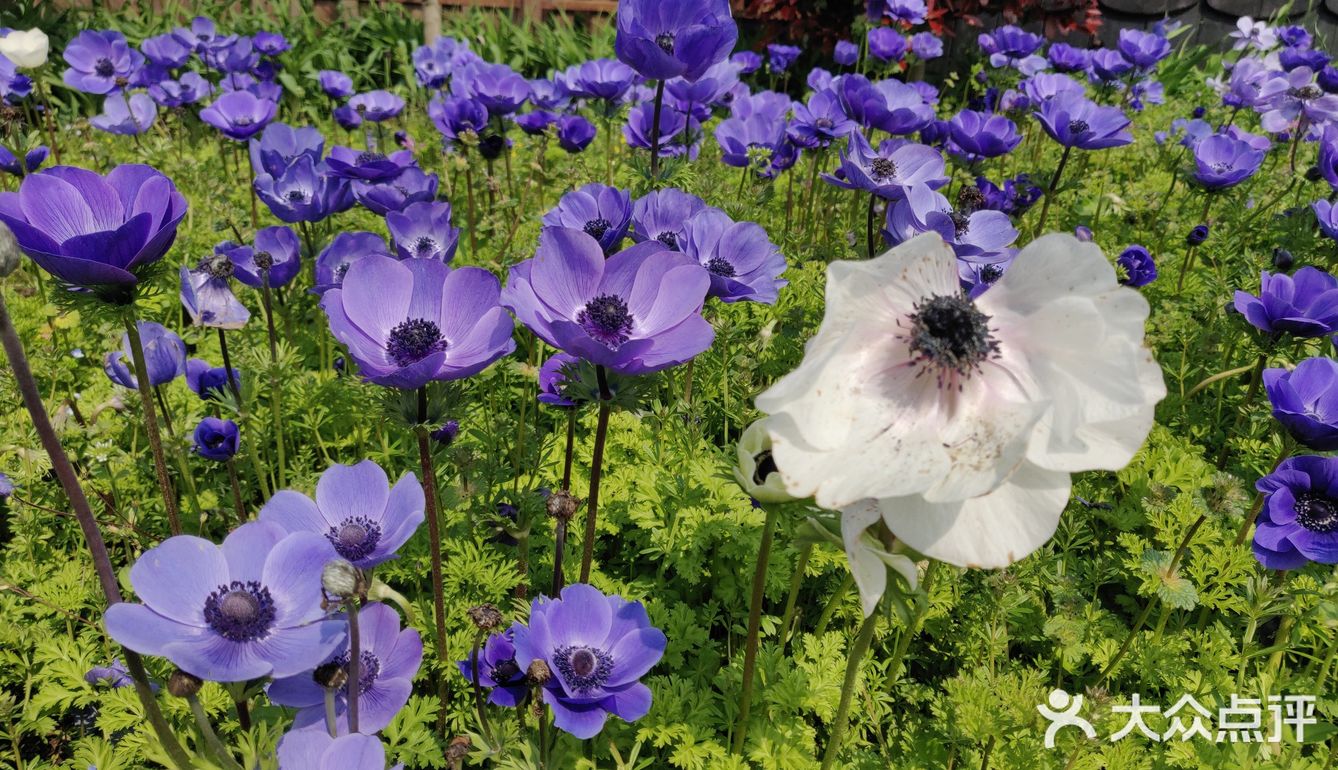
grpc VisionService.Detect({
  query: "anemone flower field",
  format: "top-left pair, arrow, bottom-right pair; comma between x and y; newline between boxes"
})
1,1 -> 1338,768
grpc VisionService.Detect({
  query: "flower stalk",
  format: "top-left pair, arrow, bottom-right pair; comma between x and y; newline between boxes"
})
125,315 -> 182,535
732,502 -> 780,754
414,386 -> 450,724
648,79 -> 666,183
578,366 -> 613,583
819,610 -> 879,770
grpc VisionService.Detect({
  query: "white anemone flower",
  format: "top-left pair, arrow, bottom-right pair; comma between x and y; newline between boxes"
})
756,232 -> 1164,603
0,29 -> 49,69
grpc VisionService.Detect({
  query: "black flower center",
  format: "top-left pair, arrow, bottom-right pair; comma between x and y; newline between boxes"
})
576,293 -> 634,348
203,581 -> 277,642
356,151 -> 387,165
956,185 -> 985,213
949,210 -> 970,237
815,117 -> 834,130
204,430 -> 230,450
386,318 -> 448,367
95,58 -> 115,78
285,189 -> 308,202
655,33 -> 675,55
1067,119 -> 1090,135
656,231 -> 679,250
197,254 -> 235,279
1295,492 -> 1338,533
903,294 -> 999,386
490,658 -> 522,685
1289,85 -> 1323,101
553,645 -> 613,694
706,256 -> 736,277
980,263 -> 1004,283
332,649 -> 380,695
870,157 -> 897,182
584,218 -> 612,242
413,236 -> 438,257
326,515 -> 383,562
253,251 -> 274,270
333,262 -> 351,282
752,450 -> 778,485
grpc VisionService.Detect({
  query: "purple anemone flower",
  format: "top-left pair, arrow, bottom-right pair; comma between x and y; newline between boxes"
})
103,521 -> 346,682
766,44 -> 801,73
630,187 -> 707,248
90,92 -> 157,136
202,37 -> 257,74
458,62 -> 529,117
982,26 -> 1045,73
1265,358 -> 1338,451
788,88 -> 858,148
0,164 -> 188,292
502,228 -> 712,375
558,114 -> 598,153
1281,47 -> 1332,73
807,67 -> 834,93
1315,199 -> 1338,242
1117,29 -> 1172,69
352,166 -> 439,216
277,732 -> 401,770
250,122 -> 324,178
1233,268 -> 1338,338
1086,48 -> 1132,83
324,146 -> 416,182
948,110 -> 1022,160
317,70 -> 354,100
542,183 -> 633,255
730,50 -> 762,74
349,90 -> 405,122
1020,73 -> 1085,107
1256,68 -> 1338,133
0,145 -> 47,177
429,94 -> 490,145
834,40 -> 859,67
254,155 -> 352,224
322,255 -> 515,388
1035,96 -> 1133,150
528,78 -> 570,110
613,0 -> 738,83
181,256 -> 250,330
458,625 -> 529,706
911,33 -> 943,61
566,58 -> 636,105
148,72 -> 212,107
885,183 -> 1018,263
313,231 -> 393,293
413,47 -> 450,90
141,33 -> 192,68
228,225 -> 301,288
516,110 -> 559,136
1191,133 -> 1265,189
103,321 -> 186,389
260,460 -> 424,570
85,659 -> 140,689
1116,245 -> 1157,288
834,75 -> 933,136
539,352 -> 581,407
1047,43 -> 1091,73
824,132 -> 948,200
270,602 -> 422,735
624,102 -> 687,156
387,201 -> 460,262
253,31 -> 289,56
63,30 -> 142,95
714,114 -> 787,170
882,0 -> 928,24
1253,456 -> 1338,569
867,28 -> 906,64
193,417 -> 239,461
681,208 -> 786,303
172,16 -> 218,51
186,358 -> 241,400
511,584 -> 666,739
200,90 -> 278,141
333,103 -> 362,130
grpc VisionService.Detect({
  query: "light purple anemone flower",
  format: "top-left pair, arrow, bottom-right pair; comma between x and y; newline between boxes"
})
250,122 -> 325,177
324,146 -> 417,182
824,132 -> 948,200
91,92 -> 157,135
511,583 -> 666,739
680,208 -> 786,304
181,255 -> 251,330
322,255 -> 516,388
148,72 -> 212,108
542,183 -> 633,255
104,320 -> 186,389
714,114 -> 787,171
1256,67 -> 1338,133
103,521 -> 346,682
1192,133 -> 1265,189
63,30 -> 143,95
270,602 -> 422,735
501,228 -> 713,376
387,200 -> 460,262
788,88 -> 858,148
260,460 -> 423,571
276,731 -> 403,770
314,231 -> 394,293
228,225 -> 301,288
317,70 -> 354,100
623,102 -> 687,157
141,33 -> 192,68
630,187 -> 708,249
349,90 -> 405,122
885,183 -> 1019,263
352,166 -> 439,216
200,90 -> 279,141
538,352 -> 581,407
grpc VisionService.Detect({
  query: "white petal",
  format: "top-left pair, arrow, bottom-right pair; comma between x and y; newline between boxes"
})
982,233 -> 1116,313
840,501 -> 922,617
878,462 -> 1071,569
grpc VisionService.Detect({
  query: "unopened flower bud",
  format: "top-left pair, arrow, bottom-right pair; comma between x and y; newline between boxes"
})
1306,165 -> 1323,182
1272,247 -> 1294,271
313,661 -> 348,690
467,603 -> 503,631
166,669 -> 203,698
0,221 -> 20,278
526,659 -> 552,685
321,558 -> 363,599
431,419 -> 460,446
545,490 -> 579,521
734,419 -> 795,504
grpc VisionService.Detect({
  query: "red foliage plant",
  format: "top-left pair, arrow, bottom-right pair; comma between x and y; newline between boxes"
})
925,0 -> 1102,41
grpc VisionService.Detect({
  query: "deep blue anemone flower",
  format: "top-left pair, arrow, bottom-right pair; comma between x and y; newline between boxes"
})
1233,267 -> 1338,338
1265,358 -> 1338,451
193,416 -> 240,461
1252,456 -> 1338,570
613,0 -> 738,83
558,114 -> 598,153
103,321 -> 186,389
1116,245 -> 1157,288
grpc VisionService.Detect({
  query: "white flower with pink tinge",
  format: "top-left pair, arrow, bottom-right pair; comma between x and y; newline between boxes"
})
756,233 -> 1164,613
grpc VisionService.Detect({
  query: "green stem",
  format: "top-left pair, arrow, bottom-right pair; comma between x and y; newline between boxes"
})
885,560 -> 940,688
347,598 -> 361,733
578,367 -> 613,583
1033,144 -> 1072,236
187,695 -> 243,770
125,316 -> 182,535
813,573 -> 854,638
732,503 -> 780,754
262,276 -> 286,490
779,543 -> 812,650
415,388 -> 450,729
818,611 -> 879,770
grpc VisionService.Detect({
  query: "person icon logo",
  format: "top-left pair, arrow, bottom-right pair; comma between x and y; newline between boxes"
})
1037,688 -> 1097,748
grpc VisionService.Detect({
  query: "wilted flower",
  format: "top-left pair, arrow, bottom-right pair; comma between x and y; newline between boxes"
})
103,521 -> 346,681
1229,16 -> 1278,52
193,417 -> 240,461
714,114 -> 787,170
0,28 -> 49,69
502,228 -> 713,375
1252,456 -> 1338,569
1233,268 -> 1338,337
512,584 -> 666,738
322,255 -> 515,388
428,94 -> 490,144
103,321 -> 186,389
1264,358 -> 1338,450
756,233 -> 1165,577
148,72 -> 212,107
269,602 -> 422,734
516,110 -> 559,136
181,257 -> 250,329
